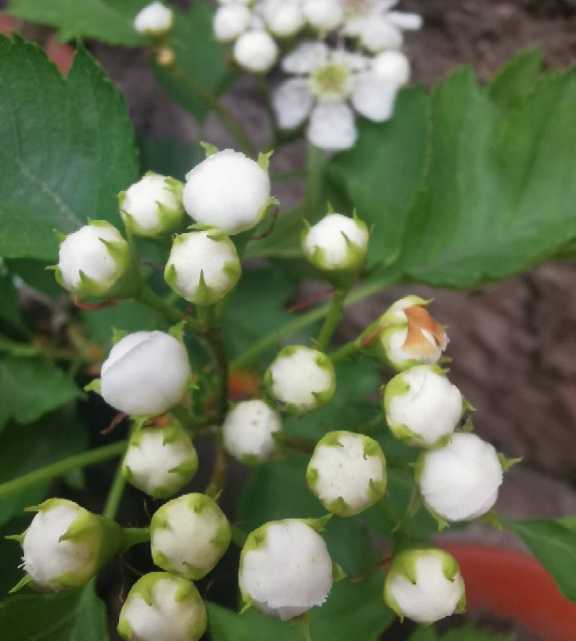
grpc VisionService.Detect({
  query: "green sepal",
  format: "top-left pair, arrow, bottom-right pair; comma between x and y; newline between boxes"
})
8,575 -> 32,595
53,228 -> 67,243
332,562 -> 347,582
498,453 -> 523,472
200,141 -> 219,157
112,327 -> 128,344
5,533 -> 24,544
257,149 -> 274,171
304,514 -> 332,532
84,378 -> 101,394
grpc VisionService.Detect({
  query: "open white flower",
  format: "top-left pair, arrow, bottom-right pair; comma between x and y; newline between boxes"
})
384,548 -> 465,624
123,421 -> 198,499
384,365 -> 464,448
273,42 -> 410,151
341,0 -> 422,53
307,431 -> 387,516
222,400 -> 282,464
150,494 -> 231,580
99,331 -> 191,417
164,229 -> 241,305
239,519 -> 333,620
119,173 -> 184,238
134,2 -> 174,37
265,345 -> 336,414
118,573 -> 207,641
418,433 -> 504,523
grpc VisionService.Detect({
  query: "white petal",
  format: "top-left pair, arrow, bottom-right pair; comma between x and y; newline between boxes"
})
371,50 -> 410,86
272,79 -> 314,130
213,5 -> 251,42
330,49 -> 370,72
387,11 -> 423,31
303,0 -> 344,32
352,72 -> 398,122
359,17 -> 403,52
281,41 -> 329,74
373,0 -> 400,11
307,102 -> 357,151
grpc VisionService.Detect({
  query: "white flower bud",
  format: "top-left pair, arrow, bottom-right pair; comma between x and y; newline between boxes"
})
183,149 -> 272,235
123,420 -> 198,499
265,345 -> 336,414
56,221 -> 137,300
418,433 -> 504,523
234,30 -> 279,73
134,2 -> 174,37
302,213 -> 369,274
223,400 -> 282,464
239,519 -> 333,620
384,548 -> 466,624
307,431 -> 386,516
376,296 -> 448,371
384,365 -> 463,448
150,494 -> 231,580
213,4 -> 252,42
21,498 -> 121,592
372,50 -> 411,86
119,173 -> 184,238
100,331 -> 191,417
164,229 -> 241,305
262,0 -> 305,38
303,0 -> 344,32
118,572 -> 207,641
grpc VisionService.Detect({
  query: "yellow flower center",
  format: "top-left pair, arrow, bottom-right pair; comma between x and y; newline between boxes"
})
310,63 -> 351,101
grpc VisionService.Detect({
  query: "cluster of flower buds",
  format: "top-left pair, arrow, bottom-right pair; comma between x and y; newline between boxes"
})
210,0 -> 421,150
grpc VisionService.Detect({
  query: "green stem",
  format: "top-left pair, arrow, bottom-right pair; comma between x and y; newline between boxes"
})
137,285 -> 184,325
316,289 -> 348,352
305,144 -> 326,216
231,276 -> 396,369
123,527 -> 150,548
103,460 -> 127,520
0,440 -> 127,499
205,445 -> 228,500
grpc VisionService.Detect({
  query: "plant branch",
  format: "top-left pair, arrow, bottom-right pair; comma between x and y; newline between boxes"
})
0,440 -> 127,499
231,276 -> 397,369
316,288 -> 349,352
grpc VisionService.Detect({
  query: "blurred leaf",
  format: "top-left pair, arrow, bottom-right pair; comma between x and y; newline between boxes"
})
327,88 -> 429,268
0,515 -> 29,597
0,408 -> 88,527
0,38 -> 138,261
8,0 -> 147,46
0,272 -> 23,330
208,603 -> 299,641
153,3 -> 229,120
138,135 -> 203,180
399,67 -> 576,286
409,625 -> 510,641
82,300 -> 159,347
0,582 -> 108,641
489,49 -> 543,111
284,359 -> 381,439
0,356 -> 80,432
6,259 -> 63,297
223,264 -> 305,363
510,519 -> 576,601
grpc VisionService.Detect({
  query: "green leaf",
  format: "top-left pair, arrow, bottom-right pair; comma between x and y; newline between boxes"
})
224,265 -> 305,364
0,37 -> 138,261
0,271 -> 24,330
0,409 -> 88,527
153,3 -> 230,120
138,135 -> 203,180
5,259 -> 63,297
327,88 -> 429,269
284,359 -> 381,439
409,625 -> 510,641
399,67 -> 576,287
489,49 -> 543,111
208,603 -> 299,641
0,357 -> 80,433
510,519 -> 576,601
0,582 -> 109,641
8,0 -> 147,46
82,300 -> 159,347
